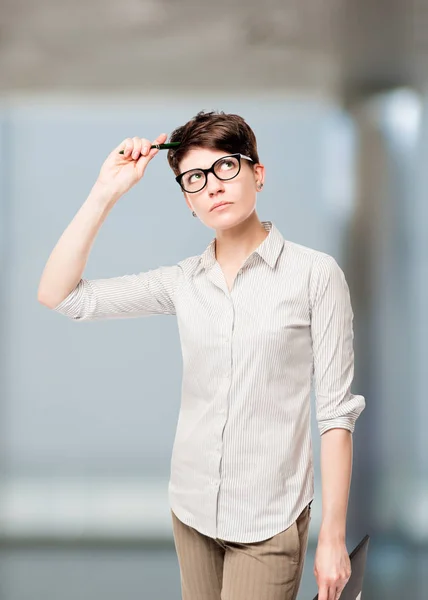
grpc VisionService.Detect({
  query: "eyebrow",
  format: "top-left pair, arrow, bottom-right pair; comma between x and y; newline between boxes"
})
180,155 -> 232,173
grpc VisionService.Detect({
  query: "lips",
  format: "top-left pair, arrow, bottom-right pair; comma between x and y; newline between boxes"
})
210,201 -> 232,212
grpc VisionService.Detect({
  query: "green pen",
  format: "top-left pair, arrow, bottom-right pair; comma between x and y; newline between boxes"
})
119,142 -> 180,154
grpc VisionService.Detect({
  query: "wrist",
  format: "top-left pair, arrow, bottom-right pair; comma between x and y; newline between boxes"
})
319,522 -> 346,544
90,180 -> 122,208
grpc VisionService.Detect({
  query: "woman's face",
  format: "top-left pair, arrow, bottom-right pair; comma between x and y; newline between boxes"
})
177,147 -> 265,231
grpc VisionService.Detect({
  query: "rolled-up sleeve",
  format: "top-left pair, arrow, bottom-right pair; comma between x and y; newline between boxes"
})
309,254 -> 365,435
53,264 -> 182,321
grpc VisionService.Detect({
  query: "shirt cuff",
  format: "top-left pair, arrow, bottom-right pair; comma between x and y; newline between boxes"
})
53,280 -> 87,320
317,394 -> 366,436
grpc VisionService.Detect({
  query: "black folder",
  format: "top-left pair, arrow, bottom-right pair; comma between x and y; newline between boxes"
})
312,534 -> 370,599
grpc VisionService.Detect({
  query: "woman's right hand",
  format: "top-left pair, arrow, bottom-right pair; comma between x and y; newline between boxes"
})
95,132 -> 168,199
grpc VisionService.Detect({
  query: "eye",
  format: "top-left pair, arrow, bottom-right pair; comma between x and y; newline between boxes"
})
189,172 -> 202,182
184,171 -> 203,185
219,159 -> 234,170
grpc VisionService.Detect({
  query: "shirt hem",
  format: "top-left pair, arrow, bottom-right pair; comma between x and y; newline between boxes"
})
169,492 -> 315,544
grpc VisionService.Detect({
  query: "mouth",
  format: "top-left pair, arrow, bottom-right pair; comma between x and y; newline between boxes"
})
210,202 -> 233,212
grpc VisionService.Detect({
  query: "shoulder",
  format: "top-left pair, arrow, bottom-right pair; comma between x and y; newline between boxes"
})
176,254 -> 204,276
282,241 -> 346,303
283,239 -> 339,272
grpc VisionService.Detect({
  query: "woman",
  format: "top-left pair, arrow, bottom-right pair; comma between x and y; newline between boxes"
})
38,110 -> 365,600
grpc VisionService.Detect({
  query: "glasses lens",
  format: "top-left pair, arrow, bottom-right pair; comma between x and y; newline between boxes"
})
214,156 -> 240,180
179,156 -> 241,192
181,169 -> 206,192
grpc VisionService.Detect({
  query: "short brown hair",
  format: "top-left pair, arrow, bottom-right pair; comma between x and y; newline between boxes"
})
167,110 -> 260,176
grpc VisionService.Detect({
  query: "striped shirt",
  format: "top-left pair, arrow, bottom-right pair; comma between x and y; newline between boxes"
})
54,220 -> 365,543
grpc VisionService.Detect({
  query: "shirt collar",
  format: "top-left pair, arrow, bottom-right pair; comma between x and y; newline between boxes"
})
196,221 -> 285,274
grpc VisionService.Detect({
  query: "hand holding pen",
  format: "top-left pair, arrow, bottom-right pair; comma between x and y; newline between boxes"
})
119,142 -> 179,154
95,134 -> 179,200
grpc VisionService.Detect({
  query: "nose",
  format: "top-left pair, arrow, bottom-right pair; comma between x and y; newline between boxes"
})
206,171 -> 224,196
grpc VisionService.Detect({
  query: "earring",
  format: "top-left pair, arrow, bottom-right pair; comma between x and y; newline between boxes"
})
192,211 -> 197,217
257,182 -> 264,191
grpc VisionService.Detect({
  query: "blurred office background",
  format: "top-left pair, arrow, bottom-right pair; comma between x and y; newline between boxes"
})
0,1 -> 427,598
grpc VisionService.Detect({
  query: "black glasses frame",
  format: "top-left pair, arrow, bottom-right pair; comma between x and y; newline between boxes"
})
175,153 -> 253,193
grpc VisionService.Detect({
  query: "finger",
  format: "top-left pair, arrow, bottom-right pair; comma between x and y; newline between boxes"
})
116,137 -> 152,159
133,136 -> 160,175
319,582 -> 337,600
116,137 -> 133,158
148,132 -> 169,156
131,137 -> 143,160
144,132 -> 168,158
135,137 -> 153,158
329,585 -> 340,600
136,142 -> 157,170
134,136 -> 156,159
152,132 -> 168,145
335,584 -> 346,599
137,133 -> 168,168
317,583 -> 329,600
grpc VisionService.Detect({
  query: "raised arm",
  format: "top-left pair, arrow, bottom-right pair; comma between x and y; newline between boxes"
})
37,133 -> 168,309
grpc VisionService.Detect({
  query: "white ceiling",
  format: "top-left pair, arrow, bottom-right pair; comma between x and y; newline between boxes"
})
0,0 -> 426,98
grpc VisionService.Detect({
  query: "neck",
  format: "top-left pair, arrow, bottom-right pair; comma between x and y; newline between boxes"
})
214,212 -> 269,265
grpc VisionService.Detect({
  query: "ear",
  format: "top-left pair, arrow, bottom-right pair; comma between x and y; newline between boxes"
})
253,163 -> 265,186
183,192 -> 194,212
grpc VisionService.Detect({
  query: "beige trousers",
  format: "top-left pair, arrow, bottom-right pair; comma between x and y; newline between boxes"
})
171,502 -> 311,600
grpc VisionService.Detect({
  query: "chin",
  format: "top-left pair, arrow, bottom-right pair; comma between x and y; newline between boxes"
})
208,210 -> 253,231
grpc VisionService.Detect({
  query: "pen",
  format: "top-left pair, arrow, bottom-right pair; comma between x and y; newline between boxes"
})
119,142 -> 180,154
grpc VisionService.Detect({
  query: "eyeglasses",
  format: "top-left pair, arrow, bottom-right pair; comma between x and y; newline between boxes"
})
175,153 -> 253,193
